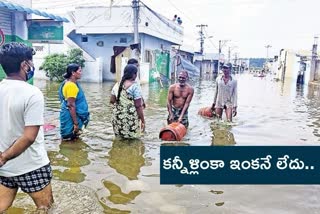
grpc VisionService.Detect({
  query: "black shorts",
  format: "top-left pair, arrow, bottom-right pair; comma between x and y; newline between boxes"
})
0,164 -> 52,193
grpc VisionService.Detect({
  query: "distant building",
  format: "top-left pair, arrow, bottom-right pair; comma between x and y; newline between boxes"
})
276,49 -> 312,83
194,53 -> 222,76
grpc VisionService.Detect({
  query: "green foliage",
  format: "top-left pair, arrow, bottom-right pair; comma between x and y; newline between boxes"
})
40,48 -> 85,82
67,48 -> 85,68
40,53 -> 68,81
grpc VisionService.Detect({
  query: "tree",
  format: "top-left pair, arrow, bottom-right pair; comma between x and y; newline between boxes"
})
40,48 -> 85,82
67,48 -> 85,68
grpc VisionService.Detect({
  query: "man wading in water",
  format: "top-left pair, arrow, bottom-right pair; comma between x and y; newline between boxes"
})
167,71 -> 194,128
211,63 -> 238,122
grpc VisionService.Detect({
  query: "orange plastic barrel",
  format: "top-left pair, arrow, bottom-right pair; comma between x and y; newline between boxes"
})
159,122 -> 187,141
198,107 -> 214,118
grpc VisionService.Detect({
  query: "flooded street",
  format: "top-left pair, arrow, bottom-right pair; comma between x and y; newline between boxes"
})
11,73 -> 320,213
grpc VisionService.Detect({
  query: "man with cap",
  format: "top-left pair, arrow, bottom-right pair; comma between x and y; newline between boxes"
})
211,63 -> 237,122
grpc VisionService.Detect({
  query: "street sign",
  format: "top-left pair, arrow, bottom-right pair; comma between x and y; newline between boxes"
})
27,20 -> 64,44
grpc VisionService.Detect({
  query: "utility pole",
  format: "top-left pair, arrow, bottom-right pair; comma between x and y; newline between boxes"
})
196,24 -> 208,78
217,40 -> 229,73
196,24 -> 208,54
310,36 -> 318,82
265,44 -> 272,62
132,0 -> 139,44
132,0 -> 140,61
227,45 -> 237,63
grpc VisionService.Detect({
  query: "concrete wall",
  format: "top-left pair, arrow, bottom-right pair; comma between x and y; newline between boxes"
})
75,6 -> 183,45
81,57 -> 103,83
141,34 -> 173,56
68,31 -> 131,81
68,30 -> 173,82
277,49 -> 312,83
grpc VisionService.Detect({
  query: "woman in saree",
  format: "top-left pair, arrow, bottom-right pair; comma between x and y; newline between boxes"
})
110,64 -> 145,139
58,63 -> 90,140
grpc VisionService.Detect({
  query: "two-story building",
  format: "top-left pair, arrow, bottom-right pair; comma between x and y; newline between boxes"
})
66,4 -> 183,83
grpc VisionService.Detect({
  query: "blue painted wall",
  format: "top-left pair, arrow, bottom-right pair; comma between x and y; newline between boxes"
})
68,31 -> 175,81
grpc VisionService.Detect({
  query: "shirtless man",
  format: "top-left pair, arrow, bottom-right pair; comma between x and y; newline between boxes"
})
167,71 -> 194,128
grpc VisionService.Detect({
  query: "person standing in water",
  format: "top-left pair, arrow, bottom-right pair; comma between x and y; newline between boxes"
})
110,64 -> 146,138
167,71 -> 194,128
0,42 -> 53,212
58,64 -> 90,140
211,63 -> 237,122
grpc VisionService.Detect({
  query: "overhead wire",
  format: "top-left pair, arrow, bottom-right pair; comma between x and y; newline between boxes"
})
204,28 -> 219,51
139,9 -> 179,42
165,0 -> 194,24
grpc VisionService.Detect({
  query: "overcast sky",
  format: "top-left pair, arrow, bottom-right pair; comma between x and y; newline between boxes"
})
32,0 -> 319,58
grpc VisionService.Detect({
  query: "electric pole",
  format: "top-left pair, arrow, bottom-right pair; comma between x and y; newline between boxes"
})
265,44 -> 272,62
310,36 -> 318,82
196,24 -> 208,54
132,0 -> 139,44
228,45 -> 238,63
217,40 -> 229,73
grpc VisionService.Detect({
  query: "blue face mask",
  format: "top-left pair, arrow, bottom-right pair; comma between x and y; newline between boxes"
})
26,63 -> 35,81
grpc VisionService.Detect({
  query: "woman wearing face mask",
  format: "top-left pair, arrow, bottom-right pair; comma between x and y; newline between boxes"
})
110,64 -> 145,139
58,63 -> 90,141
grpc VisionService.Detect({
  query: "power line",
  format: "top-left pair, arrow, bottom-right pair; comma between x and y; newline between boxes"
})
33,0 -> 122,10
165,0 -> 194,24
204,28 -> 218,51
196,24 -> 207,54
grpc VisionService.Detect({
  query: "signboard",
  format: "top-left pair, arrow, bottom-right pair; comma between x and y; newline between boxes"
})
27,20 -> 63,44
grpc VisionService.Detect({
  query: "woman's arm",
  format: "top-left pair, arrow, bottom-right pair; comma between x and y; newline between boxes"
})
134,98 -> 145,131
67,97 -> 79,133
110,95 -> 116,104
131,82 -> 145,131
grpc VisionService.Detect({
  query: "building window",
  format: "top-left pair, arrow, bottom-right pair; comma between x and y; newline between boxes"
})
145,50 -> 152,63
120,37 -> 127,43
97,41 -> 104,47
82,36 -> 88,42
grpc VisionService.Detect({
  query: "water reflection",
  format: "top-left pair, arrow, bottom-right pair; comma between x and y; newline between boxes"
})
30,76 -> 320,213
108,138 -> 145,180
295,84 -> 305,98
210,121 -> 236,146
103,180 -> 141,204
307,84 -> 320,140
48,139 -> 91,183
147,82 -> 168,108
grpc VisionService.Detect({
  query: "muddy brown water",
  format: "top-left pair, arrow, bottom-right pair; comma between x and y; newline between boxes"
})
10,73 -> 320,213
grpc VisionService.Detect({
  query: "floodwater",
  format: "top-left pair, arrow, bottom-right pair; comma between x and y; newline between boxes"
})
10,73 -> 320,213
